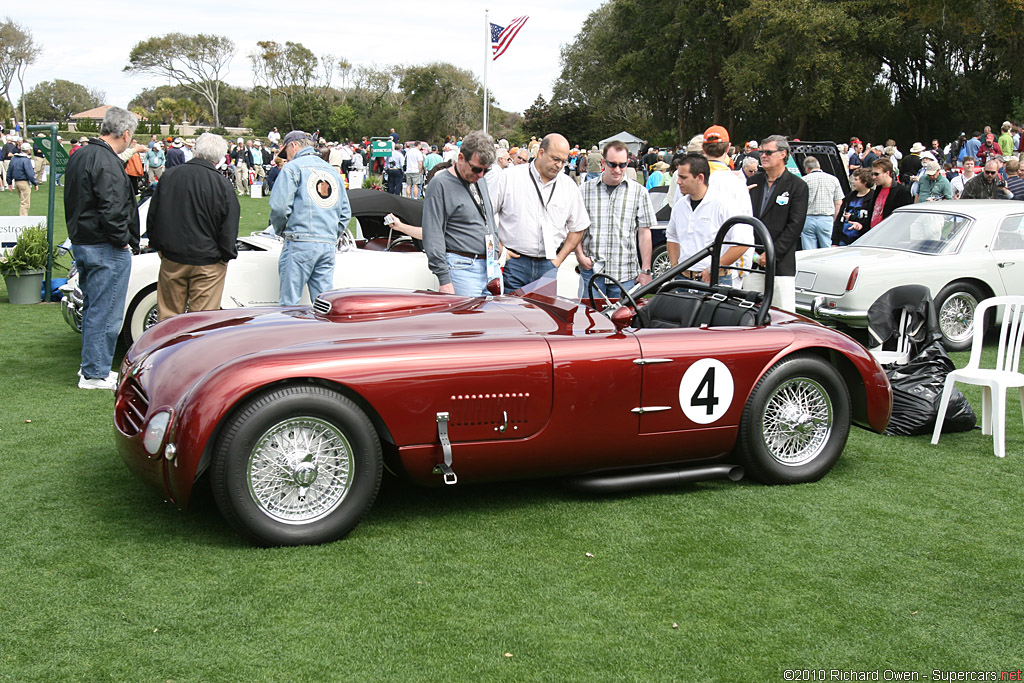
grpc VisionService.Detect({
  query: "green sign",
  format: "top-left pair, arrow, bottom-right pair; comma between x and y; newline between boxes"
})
34,137 -> 69,174
370,137 -> 394,158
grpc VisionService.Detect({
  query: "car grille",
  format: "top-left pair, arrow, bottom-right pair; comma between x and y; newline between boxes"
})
117,376 -> 151,436
313,297 -> 331,316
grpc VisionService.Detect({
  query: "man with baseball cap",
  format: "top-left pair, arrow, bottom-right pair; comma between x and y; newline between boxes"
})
269,130 -> 351,305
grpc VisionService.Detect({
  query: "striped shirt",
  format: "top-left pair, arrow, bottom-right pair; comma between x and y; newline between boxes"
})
803,169 -> 844,216
579,176 -> 657,281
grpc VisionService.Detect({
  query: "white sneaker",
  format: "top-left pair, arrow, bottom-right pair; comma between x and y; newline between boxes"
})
78,374 -> 117,390
78,369 -> 117,381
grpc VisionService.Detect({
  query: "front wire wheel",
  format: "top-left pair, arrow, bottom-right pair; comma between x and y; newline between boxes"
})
212,385 -> 382,546
737,354 -> 850,484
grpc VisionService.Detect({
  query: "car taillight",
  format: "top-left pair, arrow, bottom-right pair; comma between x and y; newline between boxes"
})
845,267 -> 859,292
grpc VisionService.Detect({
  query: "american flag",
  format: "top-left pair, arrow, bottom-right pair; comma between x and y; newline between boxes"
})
491,16 -> 529,60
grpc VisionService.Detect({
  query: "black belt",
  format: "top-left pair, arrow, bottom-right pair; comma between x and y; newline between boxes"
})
508,249 -> 548,260
446,249 -> 486,260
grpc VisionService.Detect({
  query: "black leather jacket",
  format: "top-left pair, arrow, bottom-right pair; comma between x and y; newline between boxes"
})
63,138 -> 140,251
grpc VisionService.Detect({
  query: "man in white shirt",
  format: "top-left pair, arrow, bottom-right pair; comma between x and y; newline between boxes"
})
404,142 -> 424,199
666,153 -> 752,287
490,133 -> 590,292
267,127 -> 281,146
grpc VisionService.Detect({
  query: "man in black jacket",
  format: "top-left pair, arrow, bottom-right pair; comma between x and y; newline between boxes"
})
867,158 -> 913,228
64,106 -> 140,390
746,135 -> 808,313
147,132 -> 240,321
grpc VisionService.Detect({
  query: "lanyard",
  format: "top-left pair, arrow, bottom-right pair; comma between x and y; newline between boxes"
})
453,166 -> 494,244
529,165 -> 557,213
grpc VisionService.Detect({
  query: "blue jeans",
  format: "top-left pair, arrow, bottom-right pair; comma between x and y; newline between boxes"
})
503,254 -> 557,293
279,240 -> 335,305
445,252 -> 489,297
74,242 -> 131,378
578,268 -> 635,300
801,215 -> 834,250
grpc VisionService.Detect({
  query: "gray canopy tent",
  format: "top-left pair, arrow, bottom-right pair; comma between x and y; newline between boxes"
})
597,131 -> 646,155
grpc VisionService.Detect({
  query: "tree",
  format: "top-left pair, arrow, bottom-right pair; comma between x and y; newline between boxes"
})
125,33 -> 234,127
400,63 -> 482,141
20,79 -> 103,124
249,40 -> 344,132
0,18 -> 40,129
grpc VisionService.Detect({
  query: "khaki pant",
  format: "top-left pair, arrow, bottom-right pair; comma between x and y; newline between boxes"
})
157,258 -> 228,321
2,159 -> 10,188
147,165 -> 164,184
15,180 -> 31,215
234,163 -> 249,194
32,156 -> 45,182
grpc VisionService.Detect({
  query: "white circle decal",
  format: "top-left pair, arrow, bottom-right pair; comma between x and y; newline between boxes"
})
305,168 -> 340,209
679,358 -> 734,424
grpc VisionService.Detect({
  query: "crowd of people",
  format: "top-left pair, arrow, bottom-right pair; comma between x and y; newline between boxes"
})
58,102 -> 1024,389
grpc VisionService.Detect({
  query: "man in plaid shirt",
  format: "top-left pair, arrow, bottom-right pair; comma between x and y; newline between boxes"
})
576,140 -> 657,298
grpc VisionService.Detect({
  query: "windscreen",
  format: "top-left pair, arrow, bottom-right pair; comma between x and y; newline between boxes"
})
853,211 -> 971,254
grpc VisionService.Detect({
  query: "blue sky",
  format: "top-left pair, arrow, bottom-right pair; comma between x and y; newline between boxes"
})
20,0 -> 601,117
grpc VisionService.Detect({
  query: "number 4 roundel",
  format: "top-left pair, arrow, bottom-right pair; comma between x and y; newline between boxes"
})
678,359 -> 734,424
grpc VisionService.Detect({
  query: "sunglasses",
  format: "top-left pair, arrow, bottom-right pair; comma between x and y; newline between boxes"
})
984,170 -> 998,175
604,161 -> 629,169
461,158 -> 487,174
760,149 -> 781,156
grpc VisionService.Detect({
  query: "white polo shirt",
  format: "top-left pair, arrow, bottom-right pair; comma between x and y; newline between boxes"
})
666,188 -> 753,272
490,161 -> 590,258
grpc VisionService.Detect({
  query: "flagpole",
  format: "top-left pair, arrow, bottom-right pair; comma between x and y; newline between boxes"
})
483,9 -> 489,134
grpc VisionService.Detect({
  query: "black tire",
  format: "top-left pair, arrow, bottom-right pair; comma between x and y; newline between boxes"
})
211,385 -> 383,546
737,354 -> 850,484
652,244 -> 671,277
121,287 -> 159,347
935,282 -> 986,352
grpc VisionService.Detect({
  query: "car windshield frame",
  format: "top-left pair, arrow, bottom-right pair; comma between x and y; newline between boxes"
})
851,209 -> 974,255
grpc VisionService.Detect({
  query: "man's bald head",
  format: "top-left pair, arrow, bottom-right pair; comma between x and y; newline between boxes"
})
535,133 -> 570,181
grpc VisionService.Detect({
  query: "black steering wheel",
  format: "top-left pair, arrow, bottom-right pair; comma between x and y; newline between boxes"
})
587,273 -> 640,315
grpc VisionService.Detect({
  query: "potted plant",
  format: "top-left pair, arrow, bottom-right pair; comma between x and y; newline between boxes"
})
1,225 -> 49,305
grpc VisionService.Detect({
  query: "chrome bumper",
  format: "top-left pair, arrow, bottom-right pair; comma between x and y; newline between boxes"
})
795,294 -> 868,327
59,283 -> 83,333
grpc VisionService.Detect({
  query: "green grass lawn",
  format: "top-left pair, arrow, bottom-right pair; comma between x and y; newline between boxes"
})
2,180 -> 1023,680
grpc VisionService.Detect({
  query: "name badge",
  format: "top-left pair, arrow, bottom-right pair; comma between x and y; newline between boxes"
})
776,191 -> 790,206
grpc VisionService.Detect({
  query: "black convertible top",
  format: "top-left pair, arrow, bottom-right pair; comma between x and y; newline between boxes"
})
347,189 -> 423,240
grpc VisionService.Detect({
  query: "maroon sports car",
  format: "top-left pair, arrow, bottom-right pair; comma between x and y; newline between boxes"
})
114,218 -> 891,546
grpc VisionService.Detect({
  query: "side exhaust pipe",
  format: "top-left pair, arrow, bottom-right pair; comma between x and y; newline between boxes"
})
568,465 -> 744,494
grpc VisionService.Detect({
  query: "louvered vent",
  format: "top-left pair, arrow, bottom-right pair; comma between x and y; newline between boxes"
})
449,393 -> 530,428
313,297 -> 331,315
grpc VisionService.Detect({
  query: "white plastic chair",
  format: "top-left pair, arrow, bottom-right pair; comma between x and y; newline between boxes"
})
931,296 -> 1024,457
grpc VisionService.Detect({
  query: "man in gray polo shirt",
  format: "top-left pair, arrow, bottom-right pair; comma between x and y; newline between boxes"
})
422,130 -> 498,296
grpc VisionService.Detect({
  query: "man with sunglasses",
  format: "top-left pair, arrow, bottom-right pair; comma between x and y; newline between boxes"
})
490,133 -> 590,293
575,140 -> 656,298
961,158 -> 1012,199
422,130 -> 499,297
866,158 -> 912,230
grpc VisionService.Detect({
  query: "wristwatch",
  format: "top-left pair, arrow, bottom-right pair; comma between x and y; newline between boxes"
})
639,269 -> 652,275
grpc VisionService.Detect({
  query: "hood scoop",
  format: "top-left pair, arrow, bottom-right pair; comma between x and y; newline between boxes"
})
313,289 -> 468,322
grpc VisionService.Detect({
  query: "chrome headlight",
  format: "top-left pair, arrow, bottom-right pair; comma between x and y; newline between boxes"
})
142,410 -> 172,455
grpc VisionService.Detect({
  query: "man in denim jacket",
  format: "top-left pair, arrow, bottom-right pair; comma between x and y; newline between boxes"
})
270,130 -> 351,305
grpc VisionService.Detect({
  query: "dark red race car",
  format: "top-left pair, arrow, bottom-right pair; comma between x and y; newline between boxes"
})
114,218 -> 891,546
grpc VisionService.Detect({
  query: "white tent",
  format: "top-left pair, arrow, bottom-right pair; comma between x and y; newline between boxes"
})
598,131 -> 646,155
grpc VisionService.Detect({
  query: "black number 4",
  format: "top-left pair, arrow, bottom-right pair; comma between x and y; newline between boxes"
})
691,367 -> 719,415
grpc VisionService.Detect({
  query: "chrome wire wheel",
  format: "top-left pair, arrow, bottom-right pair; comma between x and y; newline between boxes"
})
760,377 -> 833,466
938,291 -> 977,346
247,416 -> 354,524
652,247 -> 672,277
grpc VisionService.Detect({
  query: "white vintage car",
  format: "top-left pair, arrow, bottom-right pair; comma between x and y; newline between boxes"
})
60,230 -> 440,345
59,189 -> 581,345
795,200 -> 1024,350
